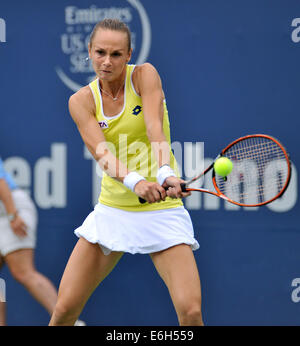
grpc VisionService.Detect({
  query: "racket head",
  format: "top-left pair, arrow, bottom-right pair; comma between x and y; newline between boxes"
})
212,134 -> 291,207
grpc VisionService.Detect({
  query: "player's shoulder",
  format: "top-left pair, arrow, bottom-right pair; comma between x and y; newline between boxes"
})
68,84 -> 96,117
69,85 -> 94,109
69,85 -> 92,103
132,63 -> 161,92
134,62 -> 159,77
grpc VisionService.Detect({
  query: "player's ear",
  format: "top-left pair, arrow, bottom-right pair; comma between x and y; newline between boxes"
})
88,42 -> 92,60
126,48 -> 133,63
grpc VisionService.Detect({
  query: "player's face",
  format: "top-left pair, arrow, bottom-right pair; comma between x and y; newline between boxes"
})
89,29 -> 132,82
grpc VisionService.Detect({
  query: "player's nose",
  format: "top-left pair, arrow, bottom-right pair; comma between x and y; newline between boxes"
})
103,55 -> 111,66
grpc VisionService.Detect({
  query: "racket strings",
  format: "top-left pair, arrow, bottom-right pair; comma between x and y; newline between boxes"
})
215,136 -> 289,204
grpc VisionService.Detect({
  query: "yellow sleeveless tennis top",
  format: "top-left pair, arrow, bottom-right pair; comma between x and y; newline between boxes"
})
89,64 -> 183,211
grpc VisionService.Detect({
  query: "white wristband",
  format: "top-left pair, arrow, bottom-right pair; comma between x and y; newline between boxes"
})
157,165 -> 176,185
123,172 -> 146,192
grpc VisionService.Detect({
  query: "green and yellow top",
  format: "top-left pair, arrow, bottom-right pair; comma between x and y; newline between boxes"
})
89,64 -> 183,211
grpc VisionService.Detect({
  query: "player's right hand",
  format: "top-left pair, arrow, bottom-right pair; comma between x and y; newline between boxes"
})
163,176 -> 192,199
134,180 -> 166,203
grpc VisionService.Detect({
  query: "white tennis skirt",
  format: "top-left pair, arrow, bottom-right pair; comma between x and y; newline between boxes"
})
74,203 -> 199,255
0,189 -> 37,257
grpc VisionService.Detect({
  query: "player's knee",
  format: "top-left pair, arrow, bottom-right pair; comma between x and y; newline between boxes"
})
52,299 -> 80,325
185,305 -> 203,321
10,267 -> 34,285
52,302 -> 69,319
177,299 -> 203,325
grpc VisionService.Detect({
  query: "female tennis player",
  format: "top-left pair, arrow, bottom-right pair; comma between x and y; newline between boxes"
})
49,19 -> 203,326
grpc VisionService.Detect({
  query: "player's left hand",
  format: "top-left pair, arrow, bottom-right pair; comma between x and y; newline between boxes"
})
10,214 -> 28,238
163,176 -> 191,199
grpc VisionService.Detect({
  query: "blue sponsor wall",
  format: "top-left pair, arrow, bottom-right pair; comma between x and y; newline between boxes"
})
0,0 -> 299,325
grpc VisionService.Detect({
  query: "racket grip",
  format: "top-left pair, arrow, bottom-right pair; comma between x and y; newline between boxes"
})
138,183 -> 187,204
180,182 -> 187,192
139,197 -> 147,204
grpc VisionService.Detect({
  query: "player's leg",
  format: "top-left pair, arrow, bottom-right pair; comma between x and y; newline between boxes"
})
0,302 -> 5,326
49,237 -> 123,326
4,248 -> 58,315
150,244 -> 204,326
0,256 -> 6,326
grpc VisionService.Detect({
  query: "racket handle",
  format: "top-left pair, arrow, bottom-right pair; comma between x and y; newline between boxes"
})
139,197 -> 147,204
138,183 -> 187,204
180,182 -> 187,192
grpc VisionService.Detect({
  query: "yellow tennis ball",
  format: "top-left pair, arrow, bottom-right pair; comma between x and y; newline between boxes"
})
214,157 -> 233,177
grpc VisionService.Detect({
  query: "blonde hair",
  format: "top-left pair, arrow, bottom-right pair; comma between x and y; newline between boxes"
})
89,18 -> 131,52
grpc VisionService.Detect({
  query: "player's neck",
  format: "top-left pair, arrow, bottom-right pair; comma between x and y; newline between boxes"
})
100,68 -> 126,95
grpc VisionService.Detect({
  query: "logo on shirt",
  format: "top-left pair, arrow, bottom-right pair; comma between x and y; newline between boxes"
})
132,105 -> 142,116
99,121 -> 108,128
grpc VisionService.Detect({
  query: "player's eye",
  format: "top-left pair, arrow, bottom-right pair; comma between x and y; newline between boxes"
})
111,52 -> 122,57
96,50 -> 105,55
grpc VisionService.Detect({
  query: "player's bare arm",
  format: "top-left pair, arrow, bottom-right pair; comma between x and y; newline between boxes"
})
0,179 -> 27,237
69,86 -> 164,203
135,63 -> 190,199
69,87 -> 129,182
134,63 -> 169,166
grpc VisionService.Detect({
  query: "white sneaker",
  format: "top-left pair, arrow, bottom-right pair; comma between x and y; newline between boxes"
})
74,319 -> 86,326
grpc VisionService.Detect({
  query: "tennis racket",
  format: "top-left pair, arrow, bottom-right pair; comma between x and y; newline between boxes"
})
139,134 -> 291,207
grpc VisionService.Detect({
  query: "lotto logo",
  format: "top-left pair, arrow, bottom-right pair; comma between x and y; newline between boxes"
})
132,105 -> 142,116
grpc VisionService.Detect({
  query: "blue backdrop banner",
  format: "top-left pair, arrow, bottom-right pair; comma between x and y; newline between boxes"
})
0,0 -> 299,326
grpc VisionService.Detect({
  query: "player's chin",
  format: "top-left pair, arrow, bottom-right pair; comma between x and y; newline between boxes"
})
98,71 -> 113,80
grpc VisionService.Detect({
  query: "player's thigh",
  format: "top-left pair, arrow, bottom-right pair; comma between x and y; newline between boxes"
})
57,237 -> 123,308
150,244 -> 202,307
